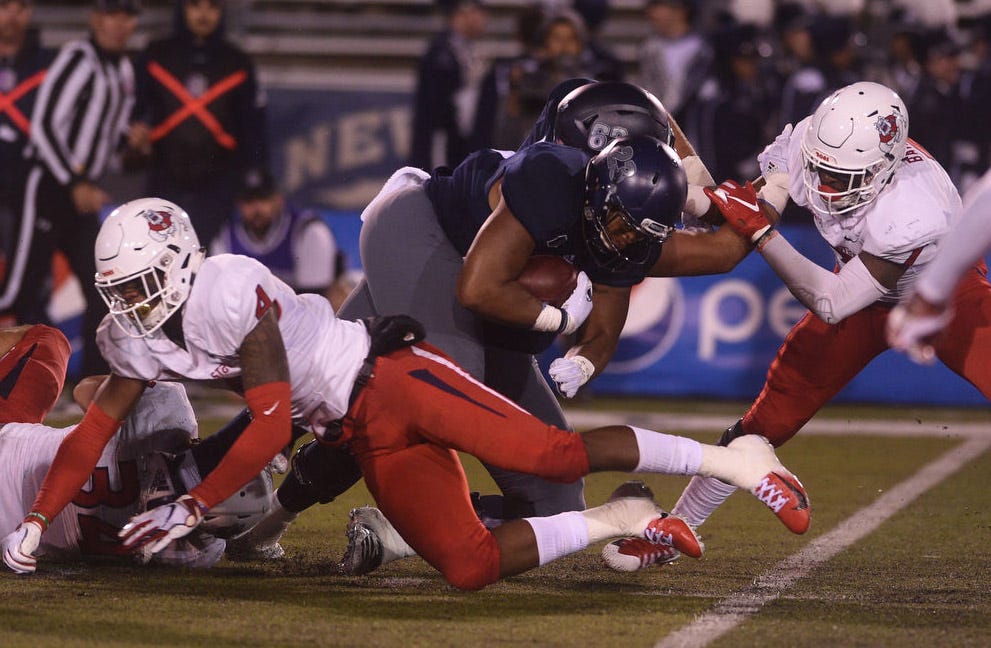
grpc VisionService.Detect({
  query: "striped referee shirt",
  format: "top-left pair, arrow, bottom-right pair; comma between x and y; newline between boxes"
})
30,38 -> 134,186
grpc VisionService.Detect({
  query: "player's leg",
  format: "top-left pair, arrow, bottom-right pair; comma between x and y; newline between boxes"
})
480,347 -> 586,517
671,307 -> 886,536
357,183 -> 485,377
0,324 -> 71,424
935,268 -> 991,397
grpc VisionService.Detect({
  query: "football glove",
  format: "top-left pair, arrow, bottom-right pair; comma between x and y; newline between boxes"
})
119,494 -> 206,555
559,271 -> 593,335
704,180 -> 772,244
886,296 -> 953,365
549,355 -> 595,398
757,123 -> 793,177
2,519 -> 43,574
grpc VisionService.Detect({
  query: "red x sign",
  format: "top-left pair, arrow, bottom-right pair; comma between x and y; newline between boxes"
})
147,61 -> 247,150
0,70 -> 46,135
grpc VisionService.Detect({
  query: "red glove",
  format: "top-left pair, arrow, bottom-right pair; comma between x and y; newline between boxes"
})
704,180 -> 772,244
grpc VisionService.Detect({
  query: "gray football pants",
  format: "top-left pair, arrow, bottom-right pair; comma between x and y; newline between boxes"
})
337,183 -> 585,516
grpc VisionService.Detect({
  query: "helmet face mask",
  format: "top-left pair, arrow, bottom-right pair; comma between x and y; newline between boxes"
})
801,81 -> 908,216
95,198 -> 204,338
582,136 -> 686,273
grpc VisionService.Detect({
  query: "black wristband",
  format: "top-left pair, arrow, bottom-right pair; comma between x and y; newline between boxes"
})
754,227 -> 776,250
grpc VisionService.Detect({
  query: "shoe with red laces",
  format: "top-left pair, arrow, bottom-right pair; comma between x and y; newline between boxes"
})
726,435 -> 811,534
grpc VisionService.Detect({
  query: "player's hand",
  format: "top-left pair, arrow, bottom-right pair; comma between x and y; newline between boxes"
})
559,271 -> 593,335
119,494 -> 206,555
886,295 -> 953,365
758,123 -> 793,177
70,181 -> 110,215
704,180 -> 772,244
2,520 -> 43,574
549,355 -> 595,398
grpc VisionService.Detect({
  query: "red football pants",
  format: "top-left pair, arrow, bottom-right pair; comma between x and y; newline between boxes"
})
0,324 -> 71,424
743,264 -> 991,446
342,343 -> 590,590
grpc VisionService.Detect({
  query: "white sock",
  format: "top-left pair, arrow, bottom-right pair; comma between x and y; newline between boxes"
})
631,426 -> 703,475
671,475 -> 737,528
524,511 -> 589,566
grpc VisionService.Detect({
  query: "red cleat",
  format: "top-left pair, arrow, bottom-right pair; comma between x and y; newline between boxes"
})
643,514 -> 704,558
752,471 -> 810,534
601,538 -> 681,572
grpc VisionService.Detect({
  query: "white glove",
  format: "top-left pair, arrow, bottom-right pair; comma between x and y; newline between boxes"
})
119,494 -> 206,555
2,519 -> 43,574
559,271 -> 593,335
549,355 -> 595,398
757,123 -> 793,177
886,298 -> 953,365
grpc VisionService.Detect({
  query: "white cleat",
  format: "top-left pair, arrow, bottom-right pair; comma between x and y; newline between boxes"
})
602,538 -> 681,572
338,506 -> 415,576
224,501 -> 297,561
726,435 -> 811,534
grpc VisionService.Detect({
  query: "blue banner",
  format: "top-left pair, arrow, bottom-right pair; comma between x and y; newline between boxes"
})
319,212 -> 986,407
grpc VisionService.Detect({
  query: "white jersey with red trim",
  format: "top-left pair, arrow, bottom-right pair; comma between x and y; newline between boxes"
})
0,383 -> 221,566
96,254 -> 371,428
783,117 -> 962,303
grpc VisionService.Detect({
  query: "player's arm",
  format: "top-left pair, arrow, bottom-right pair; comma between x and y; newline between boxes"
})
649,226 -> 753,276
549,283 -> 630,398
187,309 -> 292,511
705,180 -> 903,324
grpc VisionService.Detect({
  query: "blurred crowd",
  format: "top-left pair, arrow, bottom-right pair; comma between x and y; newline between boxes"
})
415,0 -> 991,202
2,0 -> 991,375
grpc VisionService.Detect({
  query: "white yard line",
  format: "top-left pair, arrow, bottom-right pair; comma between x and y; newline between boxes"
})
653,434 -> 991,648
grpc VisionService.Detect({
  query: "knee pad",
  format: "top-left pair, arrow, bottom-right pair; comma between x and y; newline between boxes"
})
277,440 -> 363,512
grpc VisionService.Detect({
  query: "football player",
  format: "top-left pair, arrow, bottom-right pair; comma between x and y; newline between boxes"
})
239,82 -> 756,566
0,325 -> 271,571
615,81 -> 991,570
1,198 -> 808,589
887,168 -> 991,362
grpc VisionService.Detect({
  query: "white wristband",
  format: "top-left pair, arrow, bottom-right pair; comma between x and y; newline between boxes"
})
684,184 -> 712,217
681,155 -> 715,187
757,172 -> 790,214
532,304 -> 565,333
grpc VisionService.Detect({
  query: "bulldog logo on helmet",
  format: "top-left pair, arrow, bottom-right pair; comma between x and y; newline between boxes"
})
140,209 -> 175,241
875,114 -> 903,154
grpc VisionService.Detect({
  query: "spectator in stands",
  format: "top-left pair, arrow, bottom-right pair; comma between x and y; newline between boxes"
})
409,0 -> 489,171
571,0 -> 624,82
778,14 -> 861,128
476,7 -> 595,151
638,0 -> 713,122
211,168 -> 352,310
131,0 -> 268,248
684,22 -> 776,183
20,0 -> 139,377
0,0 -> 55,325
906,30 -> 966,181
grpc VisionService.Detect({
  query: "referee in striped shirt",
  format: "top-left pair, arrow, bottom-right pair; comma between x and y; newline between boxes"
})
17,0 -> 139,376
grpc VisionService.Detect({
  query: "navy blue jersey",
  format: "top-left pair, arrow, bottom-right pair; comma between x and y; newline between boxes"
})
425,141 -> 659,287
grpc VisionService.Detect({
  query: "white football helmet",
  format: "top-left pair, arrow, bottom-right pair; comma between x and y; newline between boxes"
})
801,81 -> 908,216
95,198 -> 204,337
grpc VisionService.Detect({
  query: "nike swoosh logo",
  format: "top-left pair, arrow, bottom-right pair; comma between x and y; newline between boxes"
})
726,195 -> 760,212
263,401 -> 280,416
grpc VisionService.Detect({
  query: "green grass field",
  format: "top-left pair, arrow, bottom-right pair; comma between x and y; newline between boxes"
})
1,399 -> 989,647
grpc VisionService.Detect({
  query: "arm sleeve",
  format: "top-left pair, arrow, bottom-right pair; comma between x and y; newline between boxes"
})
915,178 -> 991,304
758,233 -> 887,324
30,402 -> 123,522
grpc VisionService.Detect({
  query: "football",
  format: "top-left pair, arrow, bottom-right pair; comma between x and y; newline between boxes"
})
518,255 -> 579,307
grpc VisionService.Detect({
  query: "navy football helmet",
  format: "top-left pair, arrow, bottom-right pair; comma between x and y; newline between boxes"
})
582,135 -> 687,273
554,82 -> 673,155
